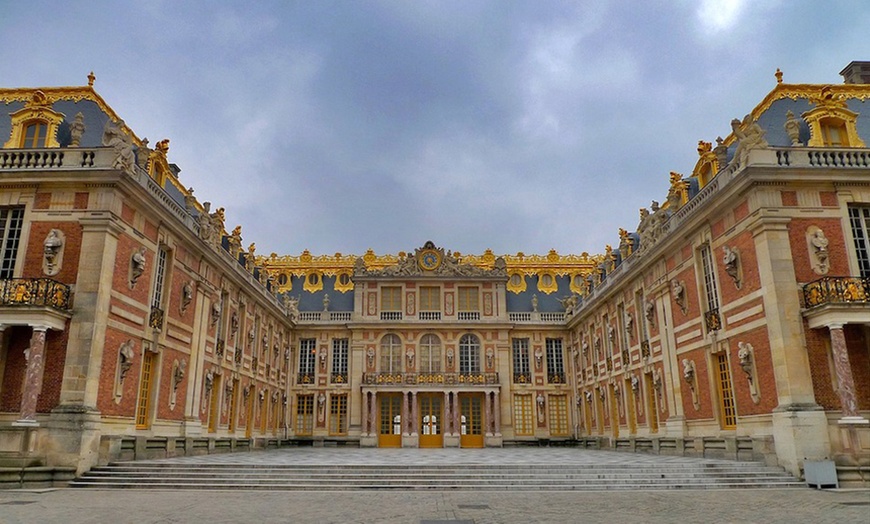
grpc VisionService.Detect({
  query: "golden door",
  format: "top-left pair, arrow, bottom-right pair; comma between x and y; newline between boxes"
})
459,394 -> 484,448
378,394 -> 403,447
419,394 -> 443,448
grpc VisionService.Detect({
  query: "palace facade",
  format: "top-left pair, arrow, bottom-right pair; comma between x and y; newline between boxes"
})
0,64 -> 868,486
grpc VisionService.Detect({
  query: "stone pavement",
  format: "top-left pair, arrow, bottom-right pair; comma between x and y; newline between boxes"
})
2,447 -> 868,523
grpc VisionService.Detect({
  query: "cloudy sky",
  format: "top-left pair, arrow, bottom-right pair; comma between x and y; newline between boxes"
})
2,1 -> 868,258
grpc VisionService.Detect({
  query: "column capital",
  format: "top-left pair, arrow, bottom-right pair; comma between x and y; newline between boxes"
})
826,322 -> 845,331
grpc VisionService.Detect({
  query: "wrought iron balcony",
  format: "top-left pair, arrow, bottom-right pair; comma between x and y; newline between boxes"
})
513,372 -> 532,384
804,276 -> 869,308
641,340 -> 651,360
548,373 -> 565,384
148,306 -> 164,331
704,309 -> 722,331
331,373 -> 348,384
0,278 -> 71,311
362,372 -> 499,386
215,338 -> 225,359
297,372 -> 314,385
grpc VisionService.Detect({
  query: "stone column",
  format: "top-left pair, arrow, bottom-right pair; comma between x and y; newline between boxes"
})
370,392 -> 378,436
410,391 -> 418,436
443,391 -> 452,435
14,326 -> 49,426
484,391 -> 493,436
828,323 -> 868,424
454,391 -> 462,435
402,391 -> 411,435
494,390 -> 501,436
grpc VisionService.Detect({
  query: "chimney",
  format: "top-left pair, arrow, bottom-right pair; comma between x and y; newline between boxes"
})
839,61 -> 870,84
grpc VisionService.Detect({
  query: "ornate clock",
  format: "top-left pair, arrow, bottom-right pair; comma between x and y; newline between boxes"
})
419,249 -> 442,271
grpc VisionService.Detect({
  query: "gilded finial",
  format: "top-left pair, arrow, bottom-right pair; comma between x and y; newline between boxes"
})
697,140 -> 712,155
775,68 -> 783,84
87,71 -> 95,87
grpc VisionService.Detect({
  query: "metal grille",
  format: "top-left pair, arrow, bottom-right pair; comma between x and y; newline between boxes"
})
849,206 -> 870,278
419,334 -> 441,373
459,334 -> 480,374
331,338 -> 349,382
717,353 -> 737,429
0,207 -> 24,279
513,394 -> 533,435
546,338 -> 564,383
512,338 -> 530,382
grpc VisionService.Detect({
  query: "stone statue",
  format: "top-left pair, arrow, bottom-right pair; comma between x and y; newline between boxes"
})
137,138 -> 152,170
784,110 -> 802,146
713,136 -> 728,168
682,359 -> 695,386
198,202 -> 212,242
531,294 -> 538,312
322,293 -> 330,312
69,112 -> 85,147
180,281 -> 194,313
722,246 -> 740,288
43,229 -> 63,275
810,228 -> 830,273
118,340 -> 135,382
731,114 -> 768,167
671,279 -> 687,315
102,119 -> 135,174
209,207 -> 226,246
173,359 -> 187,392
737,342 -> 753,381
130,247 -> 147,287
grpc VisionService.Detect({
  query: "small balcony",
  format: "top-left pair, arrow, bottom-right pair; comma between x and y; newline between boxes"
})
704,309 -> 722,332
0,278 -> 73,331
804,276 -> 869,308
362,372 -> 499,387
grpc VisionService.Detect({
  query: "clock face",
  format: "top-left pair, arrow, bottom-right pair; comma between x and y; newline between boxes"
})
419,250 -> 441,271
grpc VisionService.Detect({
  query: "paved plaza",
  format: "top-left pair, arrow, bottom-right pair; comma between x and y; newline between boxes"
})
1,447 -> 868,523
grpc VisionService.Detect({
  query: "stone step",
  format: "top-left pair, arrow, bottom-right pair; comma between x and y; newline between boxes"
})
79,470 -> 795,479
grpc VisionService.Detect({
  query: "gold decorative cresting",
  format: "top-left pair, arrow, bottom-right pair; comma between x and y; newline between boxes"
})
88,71 -> 95,87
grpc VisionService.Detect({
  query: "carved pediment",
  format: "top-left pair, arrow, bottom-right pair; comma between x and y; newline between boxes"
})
353,241 -> 507,278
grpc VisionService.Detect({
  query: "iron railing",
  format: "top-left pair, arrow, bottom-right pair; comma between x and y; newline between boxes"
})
0,278 -> 71,310
803,276 -> 870,308
362,372 -> 499,386
148,306 -> 164,331
704,309 -> 722,332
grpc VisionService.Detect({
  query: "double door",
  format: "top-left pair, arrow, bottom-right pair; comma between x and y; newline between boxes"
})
419,394 -> 442,448
459,393 -> 484,448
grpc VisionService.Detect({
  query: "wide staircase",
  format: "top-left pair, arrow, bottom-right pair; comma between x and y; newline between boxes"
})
70,458 -> 803,490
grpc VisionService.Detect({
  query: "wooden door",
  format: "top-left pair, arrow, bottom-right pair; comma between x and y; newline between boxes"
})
459,393 -> 484,448
378,394 -> 403,447
419,394 -> 443,448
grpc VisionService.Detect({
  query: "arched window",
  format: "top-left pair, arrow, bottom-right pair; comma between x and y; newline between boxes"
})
459,334 -> 480,374
380,334 -> 402,373
21,121 -> 48,149
419,334 -> 441,373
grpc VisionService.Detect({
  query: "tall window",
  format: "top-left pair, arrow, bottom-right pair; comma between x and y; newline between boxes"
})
0,207 -> 24,279
152,246 -> 169,309
716,353 -> 737,429
513,394 -> 534,436
459,334 -> 480,374
821,118 -> 849,146
298,338 -> 316,384
381,286 -> 402,311
512,338 -> 530,383
296,394 -> 314,435
331,338 -> 349,383
380,334 -> 402,373
635,290 -> 648,342
420,286 -> 440,311
458,287 -> 478,311
329,394 -> 348,435
21,121 -> 48,148
699,243 -> 721,332
418,334 -> 441,373
548,395 -> 569,436
849,206 -> 870,277
546,338 -> 564,383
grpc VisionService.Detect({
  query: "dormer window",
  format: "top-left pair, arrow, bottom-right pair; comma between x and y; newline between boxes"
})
820,118 -> 849,146
21,121 -> 48,148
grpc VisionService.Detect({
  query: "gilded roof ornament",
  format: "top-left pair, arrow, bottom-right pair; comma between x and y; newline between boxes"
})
697,140 -> 712,155
775,68 -> 783,84
87,71 -> 96,87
